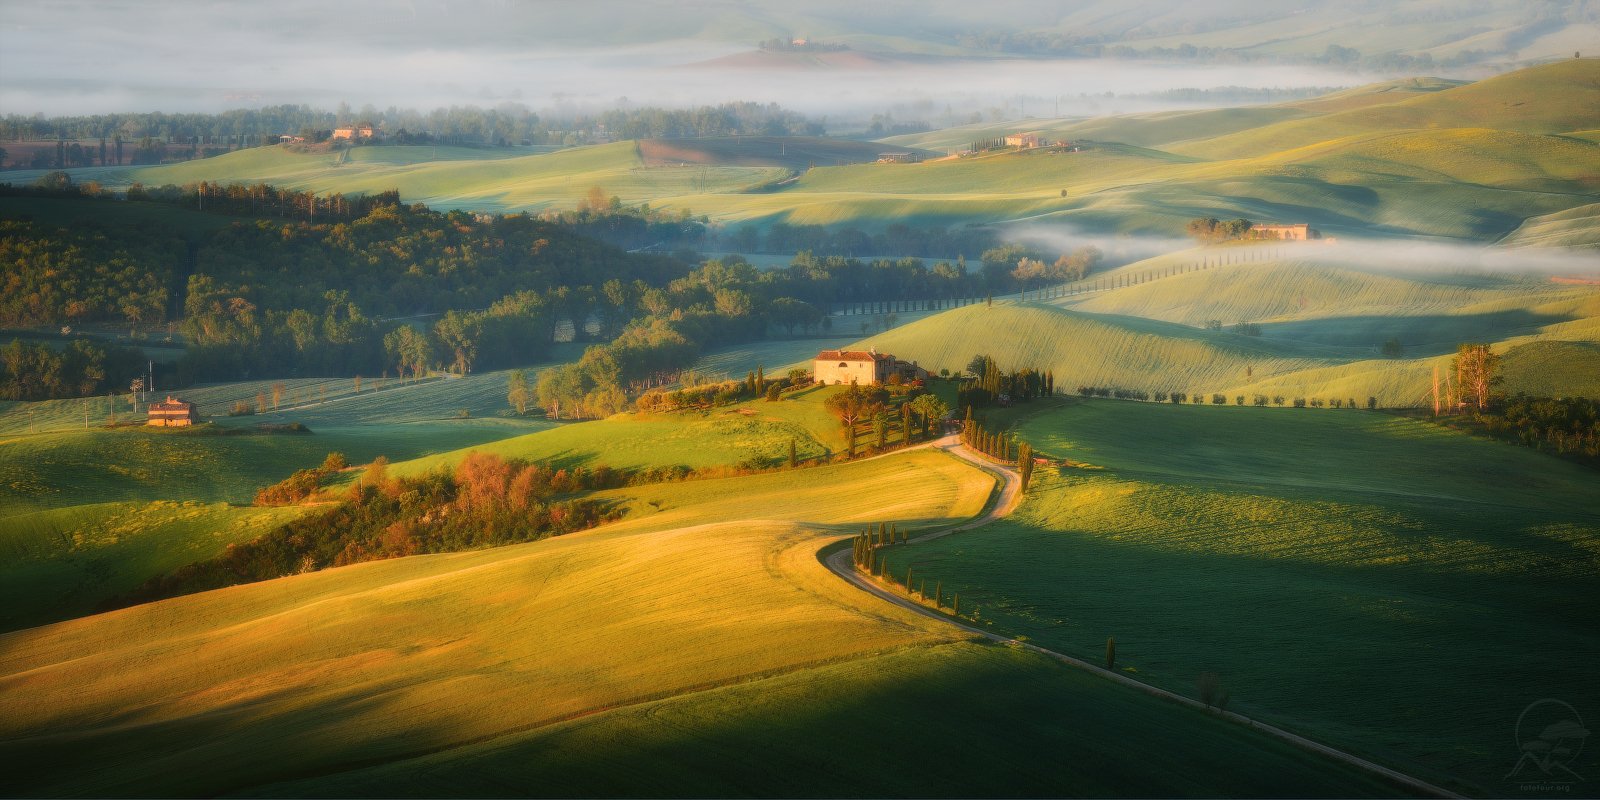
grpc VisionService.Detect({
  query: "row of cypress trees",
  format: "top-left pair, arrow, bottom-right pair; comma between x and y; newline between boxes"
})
851,522 -> 973,617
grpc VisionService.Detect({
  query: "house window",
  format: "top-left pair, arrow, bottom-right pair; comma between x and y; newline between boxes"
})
838,362 -> 848,367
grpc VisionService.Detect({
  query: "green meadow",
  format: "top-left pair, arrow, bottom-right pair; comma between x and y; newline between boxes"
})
881,399 -> 1600,796
0,448 -> 1406,797
17,61 -> 1599,240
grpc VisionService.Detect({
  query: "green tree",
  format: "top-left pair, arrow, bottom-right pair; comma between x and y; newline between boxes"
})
507,369 -> 531,414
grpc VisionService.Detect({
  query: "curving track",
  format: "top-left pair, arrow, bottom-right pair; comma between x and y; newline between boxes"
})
824,439 -> 1462,800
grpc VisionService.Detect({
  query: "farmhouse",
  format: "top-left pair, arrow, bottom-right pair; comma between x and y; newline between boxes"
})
1250,223 -> 1322,240
331,125 -> 376,140
876,152 -> 920,163
814,347 -> 928,386
146,396 -> 199,427
1005,132 -> 1041,148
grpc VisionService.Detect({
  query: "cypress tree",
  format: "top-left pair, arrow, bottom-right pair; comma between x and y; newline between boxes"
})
788,438 -> 797,468
952,594 -> 959,615
756,364 -> 765,395
918,578 -> 926,599
905,567 -> 914,593
889,523 -> 896,544
1106,636 -> 1116,670
934,582 -> 943,609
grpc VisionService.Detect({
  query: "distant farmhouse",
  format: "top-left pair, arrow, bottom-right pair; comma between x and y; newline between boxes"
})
331,124 -> 376,141
814,348 -> 929,385
146,396 -> 198,427
876,152 -> 920,163
1005,132 -> 1041,148
1250,223 -> 1323,241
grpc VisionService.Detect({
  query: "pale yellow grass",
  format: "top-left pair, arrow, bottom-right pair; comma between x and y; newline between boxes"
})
0,450 -> 991,795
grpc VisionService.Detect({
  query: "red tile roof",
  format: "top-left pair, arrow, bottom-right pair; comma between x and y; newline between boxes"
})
816,349 -> 891,362
149,396 -> 193,412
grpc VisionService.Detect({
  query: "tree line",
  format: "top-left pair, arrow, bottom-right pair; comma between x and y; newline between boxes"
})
2,100 -> 826,156
114,451 -> 624,609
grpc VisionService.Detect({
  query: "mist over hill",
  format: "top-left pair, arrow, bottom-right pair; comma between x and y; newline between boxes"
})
4,0 -> 1594,121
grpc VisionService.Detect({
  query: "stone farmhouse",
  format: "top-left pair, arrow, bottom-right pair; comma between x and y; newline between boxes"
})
1250,223 -> 1322,240
146,396 -> 199,427
331,125 -> 376,140
814,348 -> 929,386
1005,132 -> 1041,148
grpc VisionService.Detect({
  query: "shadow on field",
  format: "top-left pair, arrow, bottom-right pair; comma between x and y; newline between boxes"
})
1258,309 -> 1573,352
238,643 -> 1410,799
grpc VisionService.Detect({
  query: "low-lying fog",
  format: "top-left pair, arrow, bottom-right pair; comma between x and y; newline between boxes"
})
1012,226 -> 1600,277
3,0 -> 1418,121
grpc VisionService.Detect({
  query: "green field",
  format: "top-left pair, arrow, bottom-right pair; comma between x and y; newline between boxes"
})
18,61 -> 1599,241
0,501 -> 306,632
827,248 -> 1600,406
0,448 -> 1410,797
389,382 -> 850,477
881,399 -> 1600,796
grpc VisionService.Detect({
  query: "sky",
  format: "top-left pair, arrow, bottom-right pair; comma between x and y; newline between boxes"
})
0,0 -> 1408,119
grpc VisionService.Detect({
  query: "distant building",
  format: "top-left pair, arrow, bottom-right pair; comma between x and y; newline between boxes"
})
876,152 -> 920,163
146,396 -> 199,427
1250,223 -> 1322,241
1005,132 -> 1041,148
331,125 -> 376,140
814,347 -> 928,385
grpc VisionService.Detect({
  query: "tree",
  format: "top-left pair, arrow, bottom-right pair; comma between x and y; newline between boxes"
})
384,326 -> 433,380
788,438 -> 797,468
1454,343 -> 1501,412
507,369 -> 531,414
1106,636 -> 1116,670
1017,441 -> 1034,491
1381,337 -> 1404,358
910,394 -> 949,439
824,383 -> 875,458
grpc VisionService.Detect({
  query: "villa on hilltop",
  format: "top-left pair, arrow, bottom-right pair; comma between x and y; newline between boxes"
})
814,347 -> 928,386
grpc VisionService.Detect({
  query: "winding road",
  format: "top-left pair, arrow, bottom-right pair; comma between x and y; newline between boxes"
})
823,438 -> 1463,800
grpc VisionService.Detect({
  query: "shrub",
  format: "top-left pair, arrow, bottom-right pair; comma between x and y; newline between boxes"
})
1293,397 -> 1306,408
1211,394 -> 1226,405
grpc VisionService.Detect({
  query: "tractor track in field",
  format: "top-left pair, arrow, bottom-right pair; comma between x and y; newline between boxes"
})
823,438 -> 1464,800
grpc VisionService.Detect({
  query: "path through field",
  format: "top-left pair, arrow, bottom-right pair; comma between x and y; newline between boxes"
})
823,437 -> 1462,800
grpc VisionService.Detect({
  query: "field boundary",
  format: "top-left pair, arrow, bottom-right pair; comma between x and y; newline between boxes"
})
822,440 -> 1464,799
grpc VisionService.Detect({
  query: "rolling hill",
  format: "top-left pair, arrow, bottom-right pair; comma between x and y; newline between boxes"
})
882,398 -> 1600,796
16,61 -> 1598,245
0,447 -> 1405,797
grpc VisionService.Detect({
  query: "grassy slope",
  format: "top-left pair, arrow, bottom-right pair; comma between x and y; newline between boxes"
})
845,251 -> 1600,404
847,299 -> 1349,395
0,452 -> 984,796
0,449 -> 1403,797
884,399 -> 1600,796
390,382 -> 849,477
0,501 -> 306,632
15,63 -> 1593,240
1497,202 -> 1600,249
1170,60 -> 1600,160
31,141 -> 786,215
